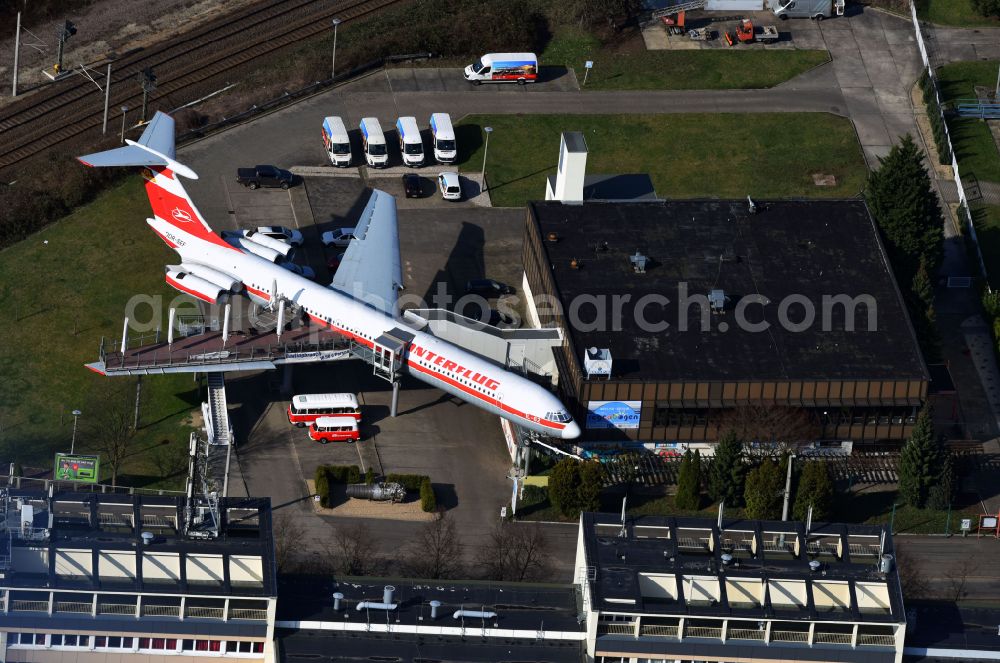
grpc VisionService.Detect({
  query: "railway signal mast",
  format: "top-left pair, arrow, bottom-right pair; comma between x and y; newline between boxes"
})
54,20 -> 76,78
137,67 -> 157,122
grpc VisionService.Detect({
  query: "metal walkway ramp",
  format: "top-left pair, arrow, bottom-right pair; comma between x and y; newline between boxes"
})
956,99 -> 1000,119
205,373 -> 232,447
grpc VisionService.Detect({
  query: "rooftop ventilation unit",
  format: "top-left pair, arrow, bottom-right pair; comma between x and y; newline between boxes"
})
584,347 -> 612,379
709,289 -> 726,313
629,251 -> 647,274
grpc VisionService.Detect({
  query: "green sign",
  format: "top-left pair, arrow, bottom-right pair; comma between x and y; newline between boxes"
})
54,453 -> 100,483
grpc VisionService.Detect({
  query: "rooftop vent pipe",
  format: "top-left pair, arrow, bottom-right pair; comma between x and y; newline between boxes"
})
141,531 -> 154,546
429,600 -> 441,619
333,592 -> 344,611
454,609 -> 497,620
809,560 -> 821,572
721,553 -> 733,566
383,585 -> 395,605
879,554 -> 894,574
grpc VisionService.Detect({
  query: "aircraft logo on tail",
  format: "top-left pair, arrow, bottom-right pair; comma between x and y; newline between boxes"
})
171,207 -> 194,224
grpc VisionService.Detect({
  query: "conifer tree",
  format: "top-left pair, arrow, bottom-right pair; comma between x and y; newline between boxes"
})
709,430 -> 746,507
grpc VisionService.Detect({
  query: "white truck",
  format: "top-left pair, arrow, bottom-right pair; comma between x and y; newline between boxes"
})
322,116 -> 352,167
359,117 -> 388,168
395,116 -> 425,167
464,53 -> 538,85
429,113 -> 456,164
769,0 -> 844,19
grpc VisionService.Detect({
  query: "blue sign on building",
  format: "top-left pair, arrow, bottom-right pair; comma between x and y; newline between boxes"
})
586,400 -> 641,430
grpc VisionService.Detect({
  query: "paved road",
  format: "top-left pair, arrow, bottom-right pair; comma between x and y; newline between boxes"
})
897,535 -> 1000,600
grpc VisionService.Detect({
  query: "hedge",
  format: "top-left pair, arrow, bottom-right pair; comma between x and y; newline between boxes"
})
419,478 -> 437,513
385,473 -> 429,491
314,465 -> 362,507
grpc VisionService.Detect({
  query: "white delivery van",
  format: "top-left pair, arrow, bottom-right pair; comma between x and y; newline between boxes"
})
464,53 -> 538,85
395,116 -> 424,167
429,113 -> 456,164
359,117 -> 388,168
322,116 -> 352,167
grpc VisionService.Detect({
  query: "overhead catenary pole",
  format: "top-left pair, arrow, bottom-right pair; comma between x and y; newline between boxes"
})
12,12 -> 20,97
120,105 -> 129,144
70,409 -> 82,455
133,377 -> 142,430
167,307 -> 176,349
781,454 -> 795,521
102,63 -> 112,134
120,316 -> 129,355
222,302 -> 231,346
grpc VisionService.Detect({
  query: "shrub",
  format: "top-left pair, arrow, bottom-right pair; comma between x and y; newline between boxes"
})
971,0 -> 1000,18
385,473 -> 429,491
315,466 -> 331,507
420,478 -> 437,512
364,468 -> 375,485
744,458 -> 783,520
520,484 -> 548,508
548,458 -> 604,518
324,464 -> 362,484
675,449 -> 703,511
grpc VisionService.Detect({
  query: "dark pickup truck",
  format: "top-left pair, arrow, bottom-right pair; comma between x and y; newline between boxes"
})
236,165 -> 294,190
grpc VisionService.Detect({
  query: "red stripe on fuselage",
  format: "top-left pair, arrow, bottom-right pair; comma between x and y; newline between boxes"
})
304,312 -> 564,431
166,274 -> 217,304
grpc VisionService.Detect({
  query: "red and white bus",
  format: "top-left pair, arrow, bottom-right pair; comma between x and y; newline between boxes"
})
308,417 -> 360,443
287,393 -> 361,426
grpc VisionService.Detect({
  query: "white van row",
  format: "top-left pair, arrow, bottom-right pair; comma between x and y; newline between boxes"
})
321,113 -> 456,169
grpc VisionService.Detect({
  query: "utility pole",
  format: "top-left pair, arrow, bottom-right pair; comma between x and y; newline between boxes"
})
138,67 -> 156,122
481,126 -> 493,192
331,18 -> 342,80
133,378 -> 142,431
12,11 -> 20,97
102,63 -> 112,134
120,105 -> 129,144
54,20 -> 76,76
781,454 -> 795,521
70,410 -> 82,455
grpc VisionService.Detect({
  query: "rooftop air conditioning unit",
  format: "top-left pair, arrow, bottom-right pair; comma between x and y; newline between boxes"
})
584,347 -> 612,379
709,289 -> 726,313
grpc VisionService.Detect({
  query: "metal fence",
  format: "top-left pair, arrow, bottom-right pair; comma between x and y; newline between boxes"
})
909,1 -> 991,286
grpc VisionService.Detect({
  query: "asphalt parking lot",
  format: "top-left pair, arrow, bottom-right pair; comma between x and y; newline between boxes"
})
211,171 -> 533,566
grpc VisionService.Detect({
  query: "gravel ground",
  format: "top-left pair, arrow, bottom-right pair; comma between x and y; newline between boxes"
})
0,0 -> 257,102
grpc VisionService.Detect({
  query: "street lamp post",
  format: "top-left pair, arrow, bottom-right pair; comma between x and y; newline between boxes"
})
331,18 -> 342,80
481,126 -> 493,192
70,409 -> 82,454
120,106 -> 129,144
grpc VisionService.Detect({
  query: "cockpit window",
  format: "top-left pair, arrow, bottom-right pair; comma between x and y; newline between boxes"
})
546,411 -> 572,423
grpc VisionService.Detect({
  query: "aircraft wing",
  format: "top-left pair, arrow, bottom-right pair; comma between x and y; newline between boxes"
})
330,189 -> 403,315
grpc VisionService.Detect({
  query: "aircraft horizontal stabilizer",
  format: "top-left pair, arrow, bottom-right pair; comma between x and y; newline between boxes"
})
77,111 -> 198,179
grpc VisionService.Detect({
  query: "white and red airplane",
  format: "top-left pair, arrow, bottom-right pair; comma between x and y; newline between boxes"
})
79,112 -> 580,439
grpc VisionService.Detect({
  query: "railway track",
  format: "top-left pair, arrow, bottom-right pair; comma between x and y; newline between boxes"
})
0,0 -> 401,173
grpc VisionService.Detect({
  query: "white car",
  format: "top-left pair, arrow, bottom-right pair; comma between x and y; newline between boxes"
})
438,172 -> 462,201
280,261 -> 316,279
256,225 -> 303,247
321,227 -> 357,248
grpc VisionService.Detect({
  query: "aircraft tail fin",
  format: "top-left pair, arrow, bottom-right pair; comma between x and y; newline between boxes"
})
77,111 -> 198,179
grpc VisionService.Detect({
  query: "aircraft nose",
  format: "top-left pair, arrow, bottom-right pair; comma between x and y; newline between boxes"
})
562,420 -> 581,440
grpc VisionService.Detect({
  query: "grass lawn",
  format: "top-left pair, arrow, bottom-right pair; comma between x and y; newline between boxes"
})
936,60 -> 1000,183
541,26 -> 830,90
916,0 -> 1000,27
829,489 -> 982,535
456,113 -> 867,207
0,177 -> 200,489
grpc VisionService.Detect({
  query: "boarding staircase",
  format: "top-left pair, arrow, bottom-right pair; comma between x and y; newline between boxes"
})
205,373 -> 233,446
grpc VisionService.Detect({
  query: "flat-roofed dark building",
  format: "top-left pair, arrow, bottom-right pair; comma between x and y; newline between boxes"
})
522,199 -> 928,447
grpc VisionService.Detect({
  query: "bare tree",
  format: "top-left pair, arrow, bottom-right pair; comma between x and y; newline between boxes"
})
150,439 -> 187,481
402,514 -> 464,579
272,514 -> 306,574
85,379 -> 139,487
329,521 -> 382,576
720,405 -> 818,457
944,555 -> 976,602
477,521 -> 552,582
893,542 -> 930,601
